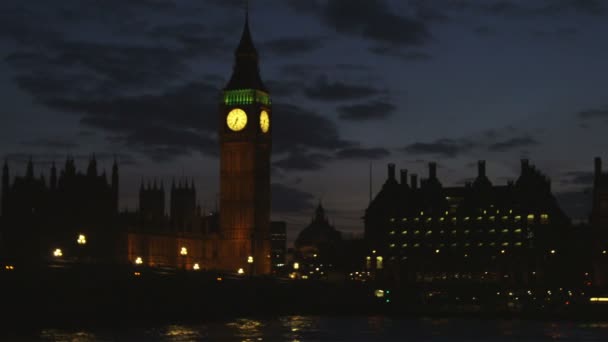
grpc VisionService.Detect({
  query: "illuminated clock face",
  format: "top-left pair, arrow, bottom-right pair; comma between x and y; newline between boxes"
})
226,108 -> 247,131
260,110 -> 270,133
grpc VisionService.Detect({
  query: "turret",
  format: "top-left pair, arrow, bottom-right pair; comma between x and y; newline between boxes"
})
111,157 -> 119,213
400,169 -> 409,187
2,160 -> 9,215
429,162 -> 437,180
478,160 -> 486,178
411,174 -> 418,190
26,157 -> 34,179
595,157 -> 602,185
87,154 -> 98,177
388,163 -> 396,181
50,162 -> 57,190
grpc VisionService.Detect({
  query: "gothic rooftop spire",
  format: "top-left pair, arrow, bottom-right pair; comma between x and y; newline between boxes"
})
225,1 -> 267,92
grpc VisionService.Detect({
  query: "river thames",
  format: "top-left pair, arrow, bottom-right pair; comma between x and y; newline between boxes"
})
13,316 -> 608,341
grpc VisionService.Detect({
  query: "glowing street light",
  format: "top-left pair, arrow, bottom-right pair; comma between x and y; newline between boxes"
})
53,248 -> 63,257
135,256 -> 143,265
77,234 -> 87,245
180,247 -> 188,256
247,256 -> 254,264
193,263 -> 200,270
237,268 -> 244,275
293,262 -> 300,270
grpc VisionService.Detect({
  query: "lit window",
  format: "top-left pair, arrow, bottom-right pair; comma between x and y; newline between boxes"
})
420,211 -> 424,216
490,242 -> 496,246
464,230 -> 470,234
502,216 -> 508,220
414,218 -> 419,222
514,228 -> 522,233
389,230 -> 395,235
426,230 -> 433,235
414,230 -> 420,235
464,217 -> 470,221
402,243 -> 408,248
464,243 -> 471,247
540,214 -> 549,224
502,242 -> 509,246
389,244 -> 395,248
527,214 -> 535,223
402,217 -> 408,221
439,230 -> 445,234
402,230 -> 408,235
489,229 -> 496,233
489,216 -> 495,221
452,217 -> 457,222
440,217 -> 445,221
414,243 -> 420,248
451,243 -> 458,247
478,242 -> 484,246
515,242 -> 522,247
426,217 -> 432,222
477,216 -> 483,221
515,215 -> 521,222
451,230 -> 457,234
502,229 -> 509,233
376,256 -> 383,269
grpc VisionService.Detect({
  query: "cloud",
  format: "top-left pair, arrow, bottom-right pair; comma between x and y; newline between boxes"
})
488,136 -> 539,152
273,149 -> 332,172
20,138 -> 80,150
337,100 -> 396,121
273,103 -> 355,153
335,147 -> 390,160
304,76 -> 381,102
556,188 -> 593,222
321,0 -> 431,46
271,183 -> 316,214
263,37 -> 325,56
404,139 -> 476,158
369,46 -> 433,61
578,107 -> 608,120
560,171 -> 595,186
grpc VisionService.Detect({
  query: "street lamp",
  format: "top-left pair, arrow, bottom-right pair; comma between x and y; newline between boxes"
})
77,234 -> 87,245
180,247 -> 188,269
53,248 -> 63,257
135,256 -> 143,265
237,268 -> 244,275
247,256 -> 254,279
293,262 -> 300,270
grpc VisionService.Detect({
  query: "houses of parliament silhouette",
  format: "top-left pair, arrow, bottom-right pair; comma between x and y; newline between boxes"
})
0,9 -> 273,274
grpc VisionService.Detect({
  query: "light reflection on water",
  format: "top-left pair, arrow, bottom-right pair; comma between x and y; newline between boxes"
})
33,316 -> 608,341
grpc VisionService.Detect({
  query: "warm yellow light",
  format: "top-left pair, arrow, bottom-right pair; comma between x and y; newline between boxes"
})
293,262 -> 300,270
374,289 -> 385,298
500,250 -> 506,254
550,250 -> 556,254
77,234 -> 87,245
435,249 -> 440,254
180,247 -> 188,256
237,268 -> 244,275
193,263 -> 200,270
135,256 -> 143,265
134,272 -> 141,277
247,256 -> 254,264
53,248 -> 63,257
260,110 -> 270,133
226,108 -> 247,131
216,277 -> 223,282
590,297 -> 608,302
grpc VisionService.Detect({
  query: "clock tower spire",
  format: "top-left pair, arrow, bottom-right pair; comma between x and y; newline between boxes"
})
219,4 -> 272,275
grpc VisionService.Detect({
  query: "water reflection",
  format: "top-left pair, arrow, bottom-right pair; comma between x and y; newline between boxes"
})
225,318 -> 264,341
280,315 -> 319,342
40,330 -> 98,342
162,324 -> 204,341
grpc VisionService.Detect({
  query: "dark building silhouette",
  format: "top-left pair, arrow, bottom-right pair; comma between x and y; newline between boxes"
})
294,203 -> 343,278
0,156 -> 119,264
270,221 -> 287,273
364,160 -> 578,287
139,180 -> 166,231
591,157 -> 608,286
169,180 -> 198,232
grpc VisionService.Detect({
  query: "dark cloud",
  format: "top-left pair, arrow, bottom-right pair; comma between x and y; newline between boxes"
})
271,183 -> 316,213
473,25 -> 497,36
451,0 -> 606,17
21,138 -> 79,150
304,76 -> 381,102
273,150 -> 332,172
369,46 -> 433,61
335,147 -> 390,160
556,188 -> 593,222
560,171 -> 595,186
263,37 -> 325,55
488,136 -> 539,152
530,27 -> 579,39
404,139 -> 476,158
4,152 -> 138,167
265,80 -> 303,97
41,82 -> 219,161
337,100 -> 396,121
578,107 -> 608,120
321,0 -> 431,46
273,103 -> 355,153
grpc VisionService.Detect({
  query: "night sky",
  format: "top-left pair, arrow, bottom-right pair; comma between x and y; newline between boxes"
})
1,0 -> 607,242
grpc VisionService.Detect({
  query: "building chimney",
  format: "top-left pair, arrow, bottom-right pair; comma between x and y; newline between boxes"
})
411,174 -> 418,189
429,162 -> 437,179
388,163 -> 396,180
400,169 -> 408,186
478,160 -> 486,178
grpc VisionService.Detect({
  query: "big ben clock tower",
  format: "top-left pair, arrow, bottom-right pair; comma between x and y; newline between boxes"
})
219,9 -> 272,275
